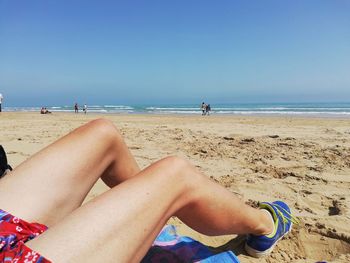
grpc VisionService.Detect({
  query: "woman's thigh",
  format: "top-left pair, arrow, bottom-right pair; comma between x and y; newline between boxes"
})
0,119 -> 119,226
25,157 -> 191,263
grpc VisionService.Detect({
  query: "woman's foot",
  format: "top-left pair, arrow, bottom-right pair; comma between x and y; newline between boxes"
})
245,201 -> 298,258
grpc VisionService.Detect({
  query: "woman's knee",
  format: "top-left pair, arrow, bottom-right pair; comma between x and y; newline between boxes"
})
85,118 -> 122,142
156,156 -> 200,184
160,156 -> 190,170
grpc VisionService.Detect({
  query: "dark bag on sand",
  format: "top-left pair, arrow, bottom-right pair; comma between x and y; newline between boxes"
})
0,145 -> 12,178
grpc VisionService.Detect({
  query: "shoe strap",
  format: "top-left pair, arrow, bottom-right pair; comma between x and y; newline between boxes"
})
272,203 -> 299,233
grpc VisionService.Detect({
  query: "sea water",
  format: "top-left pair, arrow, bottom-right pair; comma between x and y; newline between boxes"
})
3,102 -> 350,117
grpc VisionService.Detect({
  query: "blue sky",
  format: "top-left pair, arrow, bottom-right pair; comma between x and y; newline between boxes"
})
0,0 -> 349,106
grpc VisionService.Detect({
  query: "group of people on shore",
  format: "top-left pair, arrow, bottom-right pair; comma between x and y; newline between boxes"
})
201,102 -> 211,115
40,107 -> 51,114
74,103 -> 87,114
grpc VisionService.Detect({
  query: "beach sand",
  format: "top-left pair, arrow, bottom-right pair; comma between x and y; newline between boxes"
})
1,112 -> 350,262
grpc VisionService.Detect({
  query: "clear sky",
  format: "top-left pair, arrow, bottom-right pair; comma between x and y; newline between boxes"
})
0,0 -> 349,106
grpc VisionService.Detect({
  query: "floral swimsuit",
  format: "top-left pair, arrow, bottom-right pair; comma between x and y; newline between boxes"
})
0,209 -> 50,263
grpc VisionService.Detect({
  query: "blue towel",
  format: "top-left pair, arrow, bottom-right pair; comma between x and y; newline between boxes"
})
142,225 -> 240,262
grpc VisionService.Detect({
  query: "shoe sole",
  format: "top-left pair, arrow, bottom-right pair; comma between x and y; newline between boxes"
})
245,222 -> 293,258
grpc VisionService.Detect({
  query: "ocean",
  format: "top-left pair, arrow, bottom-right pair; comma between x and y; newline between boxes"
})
2,103 -> 350,117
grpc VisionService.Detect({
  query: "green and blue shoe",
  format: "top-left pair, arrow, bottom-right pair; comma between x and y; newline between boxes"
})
245,201 -> 299,258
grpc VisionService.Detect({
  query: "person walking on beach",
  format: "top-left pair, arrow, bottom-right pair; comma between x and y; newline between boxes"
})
201,102 -> 207,115
0,118 -> 297,262
0,93 -> 3,112
83,104 -> 87,114
206,104 -> 211,115
74,103 -> 79,113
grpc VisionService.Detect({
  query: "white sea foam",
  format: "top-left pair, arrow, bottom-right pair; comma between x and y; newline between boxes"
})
146,107 -> 199,110
103,105 -> 134,109
215,110 -> 350,115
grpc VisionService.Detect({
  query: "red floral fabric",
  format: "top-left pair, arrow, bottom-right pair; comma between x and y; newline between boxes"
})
0,209 -> 51,263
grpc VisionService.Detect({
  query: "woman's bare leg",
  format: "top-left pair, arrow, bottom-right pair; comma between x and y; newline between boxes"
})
0,119 -> 139,226
26,156 -> 273,263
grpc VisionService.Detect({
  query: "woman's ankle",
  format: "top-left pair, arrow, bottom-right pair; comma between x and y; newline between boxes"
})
255,209 -> 275,236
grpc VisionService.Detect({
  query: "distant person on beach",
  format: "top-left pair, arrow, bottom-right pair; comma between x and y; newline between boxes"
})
201,102 -> 207,115
0,119 -> 297,262
74,103 -> 79,113
40,107 -> 51,114
0,93 -> 3,112
206,104 -> 211,115
83,104 -> 87,114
